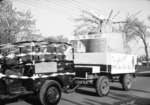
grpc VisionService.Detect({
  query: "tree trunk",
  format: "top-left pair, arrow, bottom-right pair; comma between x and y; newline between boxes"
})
143,39 -> 149,66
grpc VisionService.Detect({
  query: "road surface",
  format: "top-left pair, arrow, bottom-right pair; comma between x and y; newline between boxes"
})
6,75 -> 150,105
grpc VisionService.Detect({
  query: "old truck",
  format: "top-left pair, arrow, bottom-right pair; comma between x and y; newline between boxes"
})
71,33 -> 137,96
0,33 -> 137,104
0,41 -> 75,105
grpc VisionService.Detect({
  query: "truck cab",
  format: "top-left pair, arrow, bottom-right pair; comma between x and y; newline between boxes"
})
0,41 -> 75,105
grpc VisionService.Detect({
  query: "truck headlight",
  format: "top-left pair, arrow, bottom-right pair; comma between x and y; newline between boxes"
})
57,62 -> 64,71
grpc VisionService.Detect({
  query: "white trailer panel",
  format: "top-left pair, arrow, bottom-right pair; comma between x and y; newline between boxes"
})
107,53 -> 137,74
74,52 -> 137,74
74,53 -> 107,65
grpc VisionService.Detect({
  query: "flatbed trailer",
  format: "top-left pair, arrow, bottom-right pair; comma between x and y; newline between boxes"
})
73,52 -> 137,96
71,33 -> 137,96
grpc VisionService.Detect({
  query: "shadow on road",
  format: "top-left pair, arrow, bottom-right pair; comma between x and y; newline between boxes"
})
73,86 -> 150,105
111,92 -> 150,105
84,98 -> 112,105
83,92 -> 150,105
75,86 -> 124,96
75,88 -> 97,97
0,98 -> 18,105
24,95 -> 41,105
61,98 -> 84,105
110,86 -> 123,91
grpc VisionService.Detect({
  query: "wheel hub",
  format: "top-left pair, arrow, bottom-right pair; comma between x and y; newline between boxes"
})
101,80 -> 109,94
46,86 -> 59,103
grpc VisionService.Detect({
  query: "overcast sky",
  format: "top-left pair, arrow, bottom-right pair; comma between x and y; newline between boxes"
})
12,0 -> 150,38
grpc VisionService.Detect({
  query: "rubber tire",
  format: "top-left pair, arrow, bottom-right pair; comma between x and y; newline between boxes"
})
39,80 -> 61,105
96,76 -> 110,97
121,74 -> 133,91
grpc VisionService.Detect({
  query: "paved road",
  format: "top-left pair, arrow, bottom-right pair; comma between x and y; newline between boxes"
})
6,75 -> 150,105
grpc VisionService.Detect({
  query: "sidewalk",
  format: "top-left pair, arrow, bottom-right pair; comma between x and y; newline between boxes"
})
135,65 -> 150,77
136,70 -> 150,77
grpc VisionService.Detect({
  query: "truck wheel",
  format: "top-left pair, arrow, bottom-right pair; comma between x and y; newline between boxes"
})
39,80 -> 61,105
121,74 -> 133,91
96,76 -> 110,97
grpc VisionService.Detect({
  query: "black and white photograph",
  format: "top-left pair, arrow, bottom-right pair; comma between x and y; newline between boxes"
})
0,0 -> 150,105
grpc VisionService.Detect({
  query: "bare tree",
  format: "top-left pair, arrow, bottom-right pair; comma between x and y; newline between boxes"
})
123,17 -> 150,65
0,0 -> 38,44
